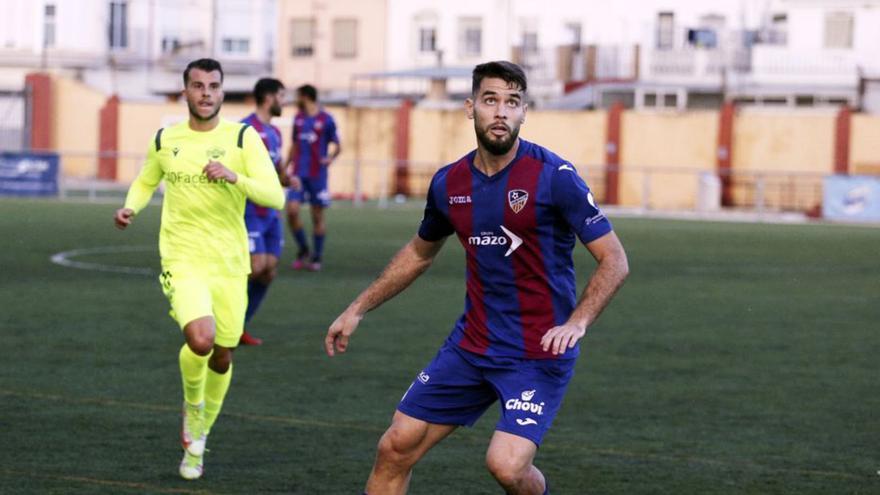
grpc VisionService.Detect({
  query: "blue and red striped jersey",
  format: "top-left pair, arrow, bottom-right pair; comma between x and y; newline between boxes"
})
418,140 -> 613,360
291,109 -> 339,178
241,112 -> 283,217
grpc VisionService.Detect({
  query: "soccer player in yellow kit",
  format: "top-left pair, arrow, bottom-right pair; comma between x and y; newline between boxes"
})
113,58 -> 285,480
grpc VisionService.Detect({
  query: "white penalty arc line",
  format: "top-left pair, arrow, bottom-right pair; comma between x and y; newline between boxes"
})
50,245 -> 156,276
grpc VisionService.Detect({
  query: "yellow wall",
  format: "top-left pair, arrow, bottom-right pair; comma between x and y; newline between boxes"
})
733,109 -> 835,173
850,114 -> 880,175
408,107 -> 474,194
731,109 -> 835,209
50,75 -> 873,209
620,110 -> 718,209
52,77 -> 105,178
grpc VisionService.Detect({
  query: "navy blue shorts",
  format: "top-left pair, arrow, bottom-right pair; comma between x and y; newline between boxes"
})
397,343 -> 576,446
245,212 -> 283,258
287,176 -> 331,207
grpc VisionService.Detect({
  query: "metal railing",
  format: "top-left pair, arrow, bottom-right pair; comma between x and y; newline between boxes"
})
22,150 -> 835,220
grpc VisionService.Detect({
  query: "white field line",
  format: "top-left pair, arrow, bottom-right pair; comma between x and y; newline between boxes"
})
50,245 -> 156,276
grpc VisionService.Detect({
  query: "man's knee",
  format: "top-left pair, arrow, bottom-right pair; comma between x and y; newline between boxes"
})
375,426 -> 422,469
209,347 -> 233,373
184,319 -> 215,355
259,266 -> 277,285
286,202 -> 301,218
250,257 -> 267,278
486,449 -> 531,488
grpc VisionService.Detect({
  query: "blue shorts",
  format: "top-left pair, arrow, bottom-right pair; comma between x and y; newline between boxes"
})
245,211 -> 283,258
287,176 -> 331,207
397,343 -> 576,446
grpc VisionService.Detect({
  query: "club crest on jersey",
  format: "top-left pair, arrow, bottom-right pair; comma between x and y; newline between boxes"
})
508,189 -> 528,213
205,146 -> 226,160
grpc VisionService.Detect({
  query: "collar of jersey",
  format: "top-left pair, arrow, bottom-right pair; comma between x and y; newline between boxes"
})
466,139 -> 530,183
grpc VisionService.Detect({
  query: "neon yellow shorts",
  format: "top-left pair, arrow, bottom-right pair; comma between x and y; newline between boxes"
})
159,269 -> 247,348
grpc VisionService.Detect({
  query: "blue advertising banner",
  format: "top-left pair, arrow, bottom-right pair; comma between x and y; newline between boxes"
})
823,175 -> 880,222
0,152 -> 59,197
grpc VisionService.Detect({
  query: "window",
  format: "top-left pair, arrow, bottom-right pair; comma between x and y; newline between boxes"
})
222,38 -> 250,54
333,19 -> 357,58
824,11 -> 853,49
108,1 -> 128,49
414,11 -> 439,54
458,17 -> 482,58
656,12 -> 674,50
687,28 -> 717,48
290,18 -> 314,57
419,26 -> 436,52
768,13 -> 788,45
43,4 -> 56,48
161,36 -> 181,53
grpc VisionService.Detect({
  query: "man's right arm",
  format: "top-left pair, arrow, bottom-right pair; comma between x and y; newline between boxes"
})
324,235 -> 446,356
115,138 -> 163,230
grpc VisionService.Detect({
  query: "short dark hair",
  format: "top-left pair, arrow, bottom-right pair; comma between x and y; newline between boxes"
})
254,78 -> 285,104
297,84 -> 318,102
183,58 -> 224,85
471,61 -> 527,95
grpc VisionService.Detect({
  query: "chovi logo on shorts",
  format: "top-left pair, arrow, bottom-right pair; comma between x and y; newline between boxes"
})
505,389 -> 544,416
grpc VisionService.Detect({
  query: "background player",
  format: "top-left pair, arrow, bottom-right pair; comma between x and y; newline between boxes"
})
114,59 -> 285,480
285,84 -> 340,271
240,77 -> 287,346
324,61 -> 629,495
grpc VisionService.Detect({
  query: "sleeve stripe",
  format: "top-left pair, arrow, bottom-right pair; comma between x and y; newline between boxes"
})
237,124 -> 250,148
154,128 -> 164,151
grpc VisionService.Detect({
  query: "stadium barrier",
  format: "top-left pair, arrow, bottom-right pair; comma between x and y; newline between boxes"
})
38,150 -> 835,219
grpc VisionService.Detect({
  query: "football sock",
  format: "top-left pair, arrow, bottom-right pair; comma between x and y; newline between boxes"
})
179,344 -> 211,406
245,279 -> 270,322
313,233 -> 325,262
293,229 -> 309,255
204,362 -> 233,433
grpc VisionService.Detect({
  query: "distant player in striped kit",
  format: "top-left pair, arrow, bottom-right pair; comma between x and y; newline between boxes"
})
239,78 -> 287,346
324,61 -> 630,495
284,84 -> 340,272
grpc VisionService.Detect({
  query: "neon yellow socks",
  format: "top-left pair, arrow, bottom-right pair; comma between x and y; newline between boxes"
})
179,344 -> 211,406
204,362 -> 233,433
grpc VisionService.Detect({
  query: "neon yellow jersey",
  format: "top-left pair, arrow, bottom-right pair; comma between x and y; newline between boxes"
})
124,118 -> 285,276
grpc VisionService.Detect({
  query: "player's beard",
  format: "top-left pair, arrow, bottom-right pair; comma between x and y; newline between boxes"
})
475,119 -> 520,156
187,100 -> 222,122
269,101 -> 282,117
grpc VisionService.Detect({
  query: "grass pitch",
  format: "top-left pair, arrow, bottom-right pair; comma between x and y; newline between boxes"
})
0,198 -> 877,494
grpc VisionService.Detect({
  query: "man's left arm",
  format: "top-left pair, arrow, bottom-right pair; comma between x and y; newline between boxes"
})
540,163 -> 629,355
322,117 -> 341,165
541,232 -> 629,355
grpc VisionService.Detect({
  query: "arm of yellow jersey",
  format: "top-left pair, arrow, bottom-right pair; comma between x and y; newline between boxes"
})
233,127 -> 285,210
123,137 -> 164,214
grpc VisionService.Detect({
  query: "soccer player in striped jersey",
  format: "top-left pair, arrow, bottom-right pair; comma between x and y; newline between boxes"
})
284,84 -> 340,271
114,59 -> 285,480
325,61 -> 629,495
239,78 -> 287,346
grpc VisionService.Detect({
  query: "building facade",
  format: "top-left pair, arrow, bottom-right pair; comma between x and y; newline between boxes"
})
0,0 -> 277,97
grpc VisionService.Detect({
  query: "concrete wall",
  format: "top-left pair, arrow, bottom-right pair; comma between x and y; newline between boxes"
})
52,77 -> 105,178
45,74 -> 880,209
850,114 -> 880,175
620,110 -> 718,209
